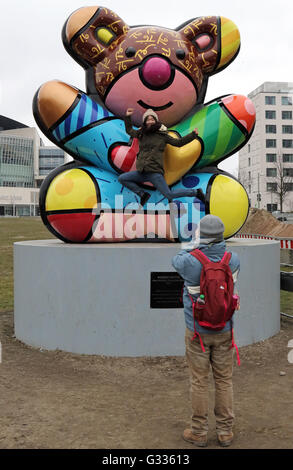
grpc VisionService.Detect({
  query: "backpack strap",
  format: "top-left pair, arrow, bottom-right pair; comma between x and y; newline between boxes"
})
221,251 -> 232,265
190,249 -> 210,266
191,249 -> 232,266
188,293 -> 206,353
230,318 -> 241,366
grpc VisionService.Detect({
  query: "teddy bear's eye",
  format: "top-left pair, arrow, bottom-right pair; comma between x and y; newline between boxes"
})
176,49 -> 185,60
125,47 -> 136,58
95,27 -> 116,46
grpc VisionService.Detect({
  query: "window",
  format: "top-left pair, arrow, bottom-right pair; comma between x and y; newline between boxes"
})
266,153 -> 276,162
282,111 -> 292,119
267,182 -> 277,192
283,154 -> 293,162
267,203 -> 278,212
266,125 -> 276,133
265,110 -> 276,119
284,183 -> 293,191
265,96 -> 276,105
282,96 -> 293,105
248,144 -> 251,153
248,184 -> 251,193
266,168 -> 277,177
266,139 -> 276,148
283,139 -> 293,148
282,125 -> 293,134
283,168 -> 293,177
248,157 -> 251,166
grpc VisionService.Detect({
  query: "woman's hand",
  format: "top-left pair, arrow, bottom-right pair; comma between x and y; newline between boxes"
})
126,108 -> 134,116
193,128 -> 199,135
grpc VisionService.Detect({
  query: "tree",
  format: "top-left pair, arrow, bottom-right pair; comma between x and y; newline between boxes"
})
268,152 -> 293,212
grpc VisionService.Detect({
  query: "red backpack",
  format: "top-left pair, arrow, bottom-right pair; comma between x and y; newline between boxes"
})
188,249 -> 240,365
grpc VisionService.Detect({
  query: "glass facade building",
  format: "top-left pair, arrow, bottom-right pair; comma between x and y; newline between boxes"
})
39,147 -> 65,176
0,135 -> 34,188
0,125 -> 66,216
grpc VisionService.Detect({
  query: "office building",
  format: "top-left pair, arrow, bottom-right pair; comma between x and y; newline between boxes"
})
239,82 -> 293,212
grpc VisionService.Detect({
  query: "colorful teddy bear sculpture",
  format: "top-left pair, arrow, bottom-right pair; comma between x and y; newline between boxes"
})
33,6 -> 256,243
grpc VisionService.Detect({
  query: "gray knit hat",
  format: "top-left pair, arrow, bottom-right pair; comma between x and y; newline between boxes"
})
199,214 -> 225,244
142,109 -> 159,123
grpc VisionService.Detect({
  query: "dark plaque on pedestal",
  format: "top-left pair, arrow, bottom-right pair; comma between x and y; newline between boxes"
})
150,272 -> 184,308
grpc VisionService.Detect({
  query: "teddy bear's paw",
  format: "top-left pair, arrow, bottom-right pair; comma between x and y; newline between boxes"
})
221,95 -> 255,134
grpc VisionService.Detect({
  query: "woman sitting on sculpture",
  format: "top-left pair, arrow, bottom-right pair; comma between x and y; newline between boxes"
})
118,108 -> 205,206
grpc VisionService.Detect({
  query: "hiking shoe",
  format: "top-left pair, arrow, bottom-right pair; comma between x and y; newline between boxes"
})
217,433 -> 233,447
182,429 -> 207,447
195,188 -> 205,203
140,192 -> 151,206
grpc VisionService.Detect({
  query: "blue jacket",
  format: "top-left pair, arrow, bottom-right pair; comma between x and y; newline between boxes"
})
172,241 -> 240,334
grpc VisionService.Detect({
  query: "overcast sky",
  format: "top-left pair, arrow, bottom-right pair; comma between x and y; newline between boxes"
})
1,0 -> 292,174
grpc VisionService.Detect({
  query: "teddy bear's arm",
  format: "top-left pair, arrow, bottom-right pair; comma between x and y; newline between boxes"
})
34,81 -> 135,174
170,95 -> 255,170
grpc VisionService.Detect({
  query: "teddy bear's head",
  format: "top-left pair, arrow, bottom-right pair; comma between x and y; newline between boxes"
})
63,6 -> 240,127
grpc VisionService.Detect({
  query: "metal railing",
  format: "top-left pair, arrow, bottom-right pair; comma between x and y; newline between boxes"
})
236,234 -> 293,249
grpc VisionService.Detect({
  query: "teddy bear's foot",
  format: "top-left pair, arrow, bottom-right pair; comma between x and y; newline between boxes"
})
40,162 -> 101,243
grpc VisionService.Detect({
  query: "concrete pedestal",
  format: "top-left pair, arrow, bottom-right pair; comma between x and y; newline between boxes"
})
14,238 -> 280,356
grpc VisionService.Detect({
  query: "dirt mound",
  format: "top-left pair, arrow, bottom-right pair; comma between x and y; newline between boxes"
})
240,208 -> 293,238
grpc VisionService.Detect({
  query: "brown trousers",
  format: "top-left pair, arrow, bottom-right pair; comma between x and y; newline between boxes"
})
185,328 -> 234,436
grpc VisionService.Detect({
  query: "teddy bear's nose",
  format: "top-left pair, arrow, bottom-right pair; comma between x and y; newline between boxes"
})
141,57 -> 172,88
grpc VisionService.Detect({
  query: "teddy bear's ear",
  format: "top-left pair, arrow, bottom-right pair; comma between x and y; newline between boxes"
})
178,16 -> 240,75
63,6 -> 129,68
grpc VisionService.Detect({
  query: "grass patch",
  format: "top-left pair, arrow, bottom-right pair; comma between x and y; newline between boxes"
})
0,217 -> 54,312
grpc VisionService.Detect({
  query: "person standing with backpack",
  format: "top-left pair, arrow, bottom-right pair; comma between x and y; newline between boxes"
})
171,215 -> 240,448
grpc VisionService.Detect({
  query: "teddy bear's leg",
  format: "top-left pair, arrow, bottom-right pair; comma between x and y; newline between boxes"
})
34,81 -> 132,173
166,170 -> 249,242
171,94 -> 256,170
40,161 -> 179,243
